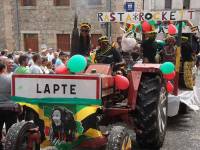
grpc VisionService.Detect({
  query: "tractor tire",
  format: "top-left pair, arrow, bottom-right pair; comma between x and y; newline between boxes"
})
134,74 -> 168,149
106,126 -> 132,150
5,121 -> 40,150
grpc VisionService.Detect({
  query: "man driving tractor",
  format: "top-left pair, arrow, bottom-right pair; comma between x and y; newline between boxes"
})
95,36 -> 122,64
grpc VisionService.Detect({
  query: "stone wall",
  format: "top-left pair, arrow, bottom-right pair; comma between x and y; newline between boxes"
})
0,0 -> 144,51
0,0 -> 6,50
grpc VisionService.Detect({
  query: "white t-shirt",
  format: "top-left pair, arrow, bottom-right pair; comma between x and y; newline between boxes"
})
30,64 -> 43,74
47,53 -> 54,62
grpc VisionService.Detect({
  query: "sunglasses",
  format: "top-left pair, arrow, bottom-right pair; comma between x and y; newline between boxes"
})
81,29 -> 89,33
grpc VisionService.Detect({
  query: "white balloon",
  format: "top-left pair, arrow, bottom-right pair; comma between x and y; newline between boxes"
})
121,33 -> 137,52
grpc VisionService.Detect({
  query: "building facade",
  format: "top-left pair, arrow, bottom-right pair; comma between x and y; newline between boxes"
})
144,0 -> 200,26
0,0 -> 143,52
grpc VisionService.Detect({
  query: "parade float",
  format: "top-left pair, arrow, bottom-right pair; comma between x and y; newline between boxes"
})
98,9 -> 200,116
4,10 -> 199,150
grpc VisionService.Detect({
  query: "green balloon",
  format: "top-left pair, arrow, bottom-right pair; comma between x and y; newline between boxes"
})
160,62 -> 175,74
176,22 -> 186,30
67,55 -> 87,73
135,23 -> 142,32
156,40 -> 166,46
148,20 -> 156,26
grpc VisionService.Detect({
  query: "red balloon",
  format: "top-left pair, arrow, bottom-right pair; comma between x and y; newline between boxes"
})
166,81 -> 174,93
115,75 -> 129,90
55,66 -> 68,74
163,71 -> 176,80
142,21 -> 152,32
168,24 -> 177,35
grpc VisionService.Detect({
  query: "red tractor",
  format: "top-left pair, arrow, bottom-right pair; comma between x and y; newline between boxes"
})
5,63 -> 167,150
86,63 -> 168,149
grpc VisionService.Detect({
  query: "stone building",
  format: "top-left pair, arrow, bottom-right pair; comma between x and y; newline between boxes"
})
0,0 -> 143,52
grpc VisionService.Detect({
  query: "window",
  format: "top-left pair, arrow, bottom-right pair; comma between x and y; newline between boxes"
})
21,0 -> 36,6
88,0 -> 102,5
24,34 -> 39,51
183,0 -> 190,9
165,0 -> 172,9
91,34 -> 102,49
54,0 -> 70,6
57,34 -> 70,51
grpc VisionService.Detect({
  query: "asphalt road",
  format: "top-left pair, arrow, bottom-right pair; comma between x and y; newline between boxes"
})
161,111 -> 200,150
132,111 -> 200,150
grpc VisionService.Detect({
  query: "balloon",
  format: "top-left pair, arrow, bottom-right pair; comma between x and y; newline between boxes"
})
55,66 -> 68,74
142,21 -> 152,32
163,71 -> 176,80
135,23 -> 142,33
166,81 -> 174,93
121,34 -> 137,52
67,55 -> 87,73
156,40 -> 166,46
176,22 -> 186,30
148,20 -> 156,26
160,62 -> 175,74
168,24 -> 177,35
115,75 -> 129,90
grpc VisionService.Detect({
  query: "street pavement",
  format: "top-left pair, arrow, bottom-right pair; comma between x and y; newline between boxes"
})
135,74 -> 200,150
161,111 -> 200,150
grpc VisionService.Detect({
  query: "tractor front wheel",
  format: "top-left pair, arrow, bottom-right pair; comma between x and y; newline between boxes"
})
134,74 -> 168,149
5,121 -> 40,150
106,126 -> 132,150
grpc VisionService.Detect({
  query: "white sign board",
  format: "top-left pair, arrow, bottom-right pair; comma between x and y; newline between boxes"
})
12,75 -> 101,99
97,10 -> 195,23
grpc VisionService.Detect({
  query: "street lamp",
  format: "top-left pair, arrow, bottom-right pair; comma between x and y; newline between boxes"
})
106,0 -> 112,41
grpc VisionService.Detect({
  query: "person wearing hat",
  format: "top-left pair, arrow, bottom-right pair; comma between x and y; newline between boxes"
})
141,31 -> 158,63
71,23 -> 91,56
161,35 -> 176,63
181,36 -> 195,89
95,36 -> 122,64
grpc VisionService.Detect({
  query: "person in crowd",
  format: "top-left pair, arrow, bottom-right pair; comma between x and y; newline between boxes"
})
95,36 -> 122,64
14,54 -> 30,74
30,54 -> 43,74
52,52 -> 59,65
46,61 -> 54,74
7,53 -> 13,60
47,48 -> 54,62
41,57 -> 50,74
5,58 -> 14,75
0,51 -> 7,59
12,55 -> 19,72
55,52 -> 69,68
27,48 -> 33,59
141,31 -> 158,63
0,62 -> 18,150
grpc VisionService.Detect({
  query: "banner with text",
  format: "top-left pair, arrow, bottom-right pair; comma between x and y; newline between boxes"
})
97,10 -> 195,23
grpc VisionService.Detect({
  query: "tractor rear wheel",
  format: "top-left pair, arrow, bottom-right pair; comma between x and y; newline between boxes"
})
134,74 -> 168,149
5,121 -> 40,150
106,126 -> 132,150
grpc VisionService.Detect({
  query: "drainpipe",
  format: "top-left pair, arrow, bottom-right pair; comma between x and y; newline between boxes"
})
106,0 -> 112,41
15,0 -> 20,51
